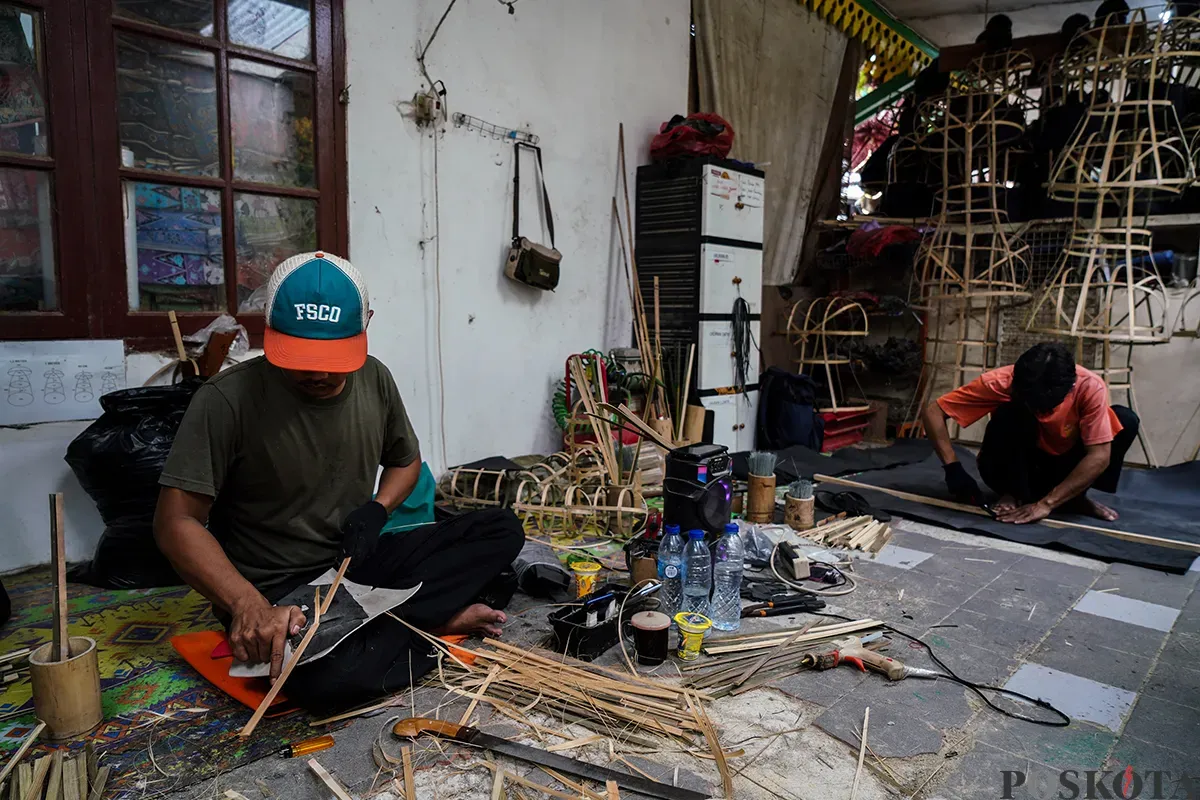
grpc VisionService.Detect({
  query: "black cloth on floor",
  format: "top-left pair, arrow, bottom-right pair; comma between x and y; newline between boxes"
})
977,403 -> 1138,502
264,508 -> 525,713
841,448 -> 1200,572
731,439 -> 933,483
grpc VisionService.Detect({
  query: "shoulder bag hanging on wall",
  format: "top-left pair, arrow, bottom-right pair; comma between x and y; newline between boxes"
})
504,142 -> 561,291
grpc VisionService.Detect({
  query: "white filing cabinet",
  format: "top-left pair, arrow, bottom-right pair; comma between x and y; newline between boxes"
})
697,320 -> 761,391
699,243 -> 762,315
701,391 -> 759,453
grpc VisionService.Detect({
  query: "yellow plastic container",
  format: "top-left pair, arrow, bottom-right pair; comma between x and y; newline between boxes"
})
571,561 -> 602,598
674,612 -> 713,661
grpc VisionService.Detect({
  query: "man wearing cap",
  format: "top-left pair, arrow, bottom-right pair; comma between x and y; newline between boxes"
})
154,252 -> 524,712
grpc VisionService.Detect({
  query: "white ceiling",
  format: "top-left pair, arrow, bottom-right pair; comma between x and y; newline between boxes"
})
880,0 -> 1162,48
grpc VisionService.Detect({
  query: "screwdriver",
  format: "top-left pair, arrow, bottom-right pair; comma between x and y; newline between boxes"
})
277,734 -> 335,758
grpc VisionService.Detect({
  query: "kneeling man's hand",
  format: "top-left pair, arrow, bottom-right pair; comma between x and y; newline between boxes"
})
996,499 -> 1052,525
341,500 -> 389,562
230,598 -> 307,681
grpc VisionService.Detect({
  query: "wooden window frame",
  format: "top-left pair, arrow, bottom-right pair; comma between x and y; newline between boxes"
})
0,0 -> 347,348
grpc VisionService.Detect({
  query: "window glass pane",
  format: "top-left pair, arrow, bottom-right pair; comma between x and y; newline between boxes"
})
234,193 -> 315,312
117,34 -> 219,177
0,169 -> 55,311
114,0 -> 214,37
231,59 -> 314,188
125,181 -> 225,311
0,6 -> 48,156
228,0 -> 312,61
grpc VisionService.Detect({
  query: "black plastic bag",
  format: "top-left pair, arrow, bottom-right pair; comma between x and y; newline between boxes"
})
64,380 -> 204,589
756,367 -> 824,452
0,578 -> 10,627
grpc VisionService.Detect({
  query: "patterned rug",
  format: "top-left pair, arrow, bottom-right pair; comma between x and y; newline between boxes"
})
0,569 -> 320,798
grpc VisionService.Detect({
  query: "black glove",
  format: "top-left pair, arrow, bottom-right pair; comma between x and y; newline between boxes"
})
340,501 -> 389,562
943,462 -> 982,504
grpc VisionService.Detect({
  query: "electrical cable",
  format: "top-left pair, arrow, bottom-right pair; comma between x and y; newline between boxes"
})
768,541 -> 858,596
810,610 -> 1070,727
731,296 -> 752,394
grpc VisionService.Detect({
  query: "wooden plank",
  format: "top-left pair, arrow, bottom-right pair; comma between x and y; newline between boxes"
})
0,722 -> 45,790
606,780 -> 620,800
401,746 -> 416,800
49,493 -> 68,661
42,751 -> 63,800
814,474 -> 1200,554
85,767 -> 109,800
60,759 -> 79,800
20,756 -> 50,800
306,759 -> 353,800
73,754 -> 86,800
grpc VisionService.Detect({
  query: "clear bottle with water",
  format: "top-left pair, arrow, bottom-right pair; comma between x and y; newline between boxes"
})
710,523 -> 745,631
681,529 -> 712,618
657,524 -> 685,618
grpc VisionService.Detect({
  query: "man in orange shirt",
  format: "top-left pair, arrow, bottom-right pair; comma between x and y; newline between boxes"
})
920,343 -> 1139,525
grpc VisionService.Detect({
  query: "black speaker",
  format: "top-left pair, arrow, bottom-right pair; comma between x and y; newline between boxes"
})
663,443 -> 733,537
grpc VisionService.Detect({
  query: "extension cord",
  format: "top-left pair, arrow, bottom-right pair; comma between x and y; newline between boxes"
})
776,541 -> 810,581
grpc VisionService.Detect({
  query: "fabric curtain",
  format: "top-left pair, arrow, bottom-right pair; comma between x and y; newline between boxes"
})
694,0 -> 850,286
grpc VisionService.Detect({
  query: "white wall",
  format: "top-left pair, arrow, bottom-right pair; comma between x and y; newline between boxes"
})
344,0 -> 690,471
0,0 -> 689,572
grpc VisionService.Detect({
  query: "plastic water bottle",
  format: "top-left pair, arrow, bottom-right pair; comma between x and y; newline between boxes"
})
681,529 -> 712,618
710,523 -> 745,631
657,524 -> 685,617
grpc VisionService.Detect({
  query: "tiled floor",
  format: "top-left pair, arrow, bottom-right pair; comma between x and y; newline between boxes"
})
165,518 -> 1200,799
806,519 -> 1200,797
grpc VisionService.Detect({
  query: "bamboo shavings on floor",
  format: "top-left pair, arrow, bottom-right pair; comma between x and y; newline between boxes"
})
795,515 -> 892,554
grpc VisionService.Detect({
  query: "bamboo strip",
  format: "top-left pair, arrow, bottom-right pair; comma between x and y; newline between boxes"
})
703,620 -> 883,655
307,759 -> 353,800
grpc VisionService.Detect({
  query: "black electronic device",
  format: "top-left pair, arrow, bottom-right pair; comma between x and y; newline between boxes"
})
663,443 -> 733,537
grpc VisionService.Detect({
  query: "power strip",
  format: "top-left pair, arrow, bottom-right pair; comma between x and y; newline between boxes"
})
777,541 -> 810,581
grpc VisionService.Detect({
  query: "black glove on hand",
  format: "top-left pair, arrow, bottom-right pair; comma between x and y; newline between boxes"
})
340,501 -> 389,562
943,462 -> 982,504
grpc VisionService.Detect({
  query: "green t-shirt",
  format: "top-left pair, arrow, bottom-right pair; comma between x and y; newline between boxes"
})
159,356 -> 419,591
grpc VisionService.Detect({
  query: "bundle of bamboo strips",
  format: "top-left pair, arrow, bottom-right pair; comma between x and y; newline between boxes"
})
683,619 -> 885,698
794,514 -> 893,554
438,639 -> 709,745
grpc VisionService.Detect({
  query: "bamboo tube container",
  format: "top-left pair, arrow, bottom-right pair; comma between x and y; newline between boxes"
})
29,637 -> 102,740
745,474 -> 776,523
785,495 -> 815,531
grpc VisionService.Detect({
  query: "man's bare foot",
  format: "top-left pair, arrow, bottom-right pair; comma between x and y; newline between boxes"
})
432,604 -> 507,638
992,494 -> 1018,514
1072,494 -> 1120,521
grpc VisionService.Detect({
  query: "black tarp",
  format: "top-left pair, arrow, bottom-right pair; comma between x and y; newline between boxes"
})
836,447 -> 1200,573
732,439 -> 934,483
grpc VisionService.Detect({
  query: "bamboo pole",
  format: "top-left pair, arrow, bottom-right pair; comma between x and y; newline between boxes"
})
813,474 -> 1200,553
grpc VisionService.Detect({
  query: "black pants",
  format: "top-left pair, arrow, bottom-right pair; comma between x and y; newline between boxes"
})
264,508 -> 524,713
977,403 -> 1139,504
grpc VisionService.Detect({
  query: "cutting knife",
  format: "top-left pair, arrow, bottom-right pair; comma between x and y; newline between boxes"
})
392,718 -> 709,800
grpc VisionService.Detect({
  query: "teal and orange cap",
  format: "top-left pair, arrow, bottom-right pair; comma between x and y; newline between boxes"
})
263,251 -> 369,372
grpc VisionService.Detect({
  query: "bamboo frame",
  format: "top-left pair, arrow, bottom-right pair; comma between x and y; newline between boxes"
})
512,480 -> 647,538
436,467 -> 509,509
786,296 -> 870,412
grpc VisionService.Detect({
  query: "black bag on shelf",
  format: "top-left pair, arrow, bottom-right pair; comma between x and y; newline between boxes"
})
64,380 -> 204,589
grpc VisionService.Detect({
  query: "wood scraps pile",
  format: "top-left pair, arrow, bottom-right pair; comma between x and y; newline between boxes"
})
682,619 -> 885,700
795,514 -> 893,554
0,733 -> 110,800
